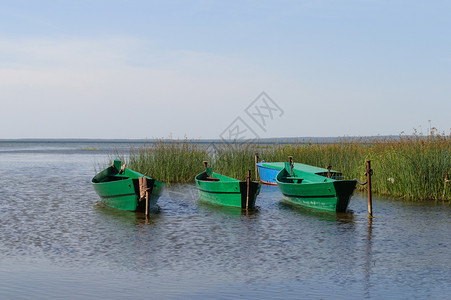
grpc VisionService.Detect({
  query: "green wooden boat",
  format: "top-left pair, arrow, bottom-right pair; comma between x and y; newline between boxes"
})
257,161 -> 343,185
276,162 -> 356,212
92,159 -> 164,214
195,165 -> 260,210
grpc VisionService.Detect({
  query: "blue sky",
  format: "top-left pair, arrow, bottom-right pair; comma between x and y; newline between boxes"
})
1,0 -> 450,139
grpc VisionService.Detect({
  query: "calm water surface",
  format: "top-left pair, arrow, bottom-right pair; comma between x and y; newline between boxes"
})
0,141 -> 450,299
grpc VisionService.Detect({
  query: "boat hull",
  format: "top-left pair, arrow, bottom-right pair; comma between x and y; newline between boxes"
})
256,163 -> 279,185
92,178 -> 162,211
92,160 -> 164,212
195,170 -> 260,209
278,180 -> 357,212
276,164 -> 356,212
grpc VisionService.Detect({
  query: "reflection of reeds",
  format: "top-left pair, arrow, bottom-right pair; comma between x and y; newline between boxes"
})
114,134 -> 451,201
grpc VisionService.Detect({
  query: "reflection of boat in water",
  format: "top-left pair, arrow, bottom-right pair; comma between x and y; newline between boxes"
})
94,201 -> 161,225
278,201 -> 355,224
197,200 -> 260,217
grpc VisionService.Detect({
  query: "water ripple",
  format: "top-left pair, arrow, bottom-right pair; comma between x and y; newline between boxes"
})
0,152 -> 450,299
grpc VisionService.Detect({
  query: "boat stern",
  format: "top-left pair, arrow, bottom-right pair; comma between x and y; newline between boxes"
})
333,180 -> 357,212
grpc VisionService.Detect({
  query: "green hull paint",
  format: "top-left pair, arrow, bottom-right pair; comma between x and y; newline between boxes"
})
276,163 -> 356,212
92,159 -> 164,212
195,168 -> 260,209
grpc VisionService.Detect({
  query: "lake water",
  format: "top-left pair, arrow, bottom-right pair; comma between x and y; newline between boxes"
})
0,141 -> 450,299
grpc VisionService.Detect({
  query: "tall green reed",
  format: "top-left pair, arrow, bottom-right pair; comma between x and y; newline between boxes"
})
126,139 -> 208,183
108,134 -> 451,201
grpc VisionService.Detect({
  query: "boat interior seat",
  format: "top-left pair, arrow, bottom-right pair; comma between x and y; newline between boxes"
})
203,177 -> 220,182
106,175 -> 128,181
286,176 -> 303,184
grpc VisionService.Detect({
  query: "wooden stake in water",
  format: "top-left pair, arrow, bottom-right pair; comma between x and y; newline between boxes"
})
443,172 -> 450,198
246,170 -> 251,210
203,161 -> 208,170
145,191 -> 149,217
327,164 -> 332,178
366,160 -> 373,218
289,156 -> 294,176
139,176 -> 149,217
255,153 -> 259,181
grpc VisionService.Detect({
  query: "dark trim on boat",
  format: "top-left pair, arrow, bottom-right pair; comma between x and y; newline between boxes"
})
197,188 -> 241,194
239,181 -> 259,209
333,180 -> 357,212
100,193 -> 137,199
282,193 -> 336,199
260,180 -> 277,186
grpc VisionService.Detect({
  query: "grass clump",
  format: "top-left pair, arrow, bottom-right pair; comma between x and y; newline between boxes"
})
110,131 -> 451,201
126,139 -> 208,184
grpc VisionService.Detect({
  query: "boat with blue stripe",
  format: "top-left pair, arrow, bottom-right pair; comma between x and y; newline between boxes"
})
256,161 -> 342,185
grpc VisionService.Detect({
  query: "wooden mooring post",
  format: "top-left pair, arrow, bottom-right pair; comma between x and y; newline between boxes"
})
289,156 -> 294,176
366,160 -> 373,218
145,190 -> 149,217
255,153 -> 259,181
353,161 -> 374,217
246,170 -> 251,210
139,176 -> 149,217
327,164 -> 332,178
443,172 -> 450,198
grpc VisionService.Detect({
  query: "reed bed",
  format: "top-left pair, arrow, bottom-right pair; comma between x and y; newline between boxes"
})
126,139 -> 208,183
116,134 -> 451,201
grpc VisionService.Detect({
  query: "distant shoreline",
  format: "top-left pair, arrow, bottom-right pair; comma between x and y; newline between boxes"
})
0,135 -> 402,144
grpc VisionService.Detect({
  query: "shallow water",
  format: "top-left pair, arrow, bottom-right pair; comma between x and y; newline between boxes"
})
0,141 -> 450,299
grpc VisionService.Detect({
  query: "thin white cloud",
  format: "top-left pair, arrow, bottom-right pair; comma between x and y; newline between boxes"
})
0,36 -> 279,139
0,37 -> 152,69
